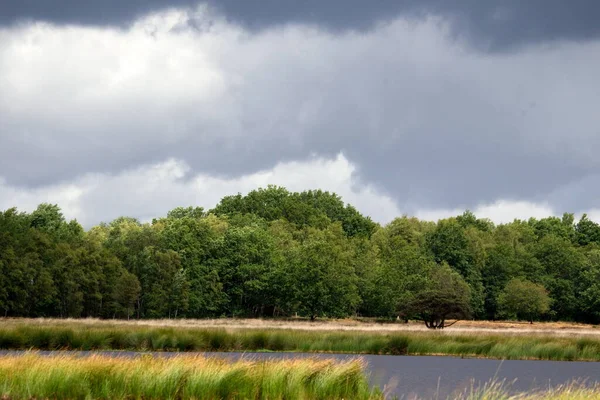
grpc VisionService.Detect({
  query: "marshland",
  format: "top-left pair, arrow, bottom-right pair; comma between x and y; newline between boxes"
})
3,191 -> 600,398
0,319 -> 600,361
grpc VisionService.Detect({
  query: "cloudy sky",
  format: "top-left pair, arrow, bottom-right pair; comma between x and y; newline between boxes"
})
1,0 -> 600,227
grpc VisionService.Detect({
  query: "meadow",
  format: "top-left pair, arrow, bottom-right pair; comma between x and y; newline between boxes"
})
2,319 -> 600,361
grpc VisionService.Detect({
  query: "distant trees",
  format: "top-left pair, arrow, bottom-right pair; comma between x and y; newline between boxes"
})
3,190 -> 600,323
496,279 -> 551,323
212,186 -> 377,238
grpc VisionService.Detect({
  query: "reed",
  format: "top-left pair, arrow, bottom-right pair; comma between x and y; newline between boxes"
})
456,380 -> 600,400
0,353 -> 380,399
1,322 -> 599,361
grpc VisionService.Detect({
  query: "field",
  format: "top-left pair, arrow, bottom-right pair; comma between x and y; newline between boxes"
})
1,318 -> 600,361
5,318 -> 600,335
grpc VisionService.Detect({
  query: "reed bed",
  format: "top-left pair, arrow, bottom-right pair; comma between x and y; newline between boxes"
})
455,380 -> 600,400
0,353 -> 380,399
1,323 -> 600,361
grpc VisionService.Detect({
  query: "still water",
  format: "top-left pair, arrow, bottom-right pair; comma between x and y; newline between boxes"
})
2,350 -> 600,399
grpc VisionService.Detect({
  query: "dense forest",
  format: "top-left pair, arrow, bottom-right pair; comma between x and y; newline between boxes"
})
2,186 -> 600,323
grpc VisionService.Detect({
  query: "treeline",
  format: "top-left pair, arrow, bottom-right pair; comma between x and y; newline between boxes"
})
1,186 -> 600,323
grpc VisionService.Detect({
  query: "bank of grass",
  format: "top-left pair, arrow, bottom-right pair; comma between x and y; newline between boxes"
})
457,381 -> 600,400
1,323 -> 600,361
0,353 -> 379,399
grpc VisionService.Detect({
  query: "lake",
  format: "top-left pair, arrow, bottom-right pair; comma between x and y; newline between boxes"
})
2,350 -> 599,399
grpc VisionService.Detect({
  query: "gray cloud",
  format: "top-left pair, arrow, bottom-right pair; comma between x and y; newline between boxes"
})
1,7 -> 600,221
2,1 -> 600,51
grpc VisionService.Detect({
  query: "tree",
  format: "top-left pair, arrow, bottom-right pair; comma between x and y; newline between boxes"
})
533,234 -> 585,320
577,250 -> 600,323
157,212 -> 225,317
290,225 -> 360,320
426,218 -> 486,317
211,186 -> 377,237
399,263 -> 471,329
364,217 -> 432,318
496,278 -> 551,323
575,214 -> 600,246
112,271 -> 141,319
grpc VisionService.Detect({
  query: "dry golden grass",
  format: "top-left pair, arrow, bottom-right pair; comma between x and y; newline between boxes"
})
2,317 -> 598,338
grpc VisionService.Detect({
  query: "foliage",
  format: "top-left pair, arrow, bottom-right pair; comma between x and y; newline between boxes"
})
496,278 -> 551,322
2,188 -> 600,323
399,263 -> 472,328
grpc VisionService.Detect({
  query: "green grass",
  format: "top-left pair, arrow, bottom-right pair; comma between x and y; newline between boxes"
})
1,353 -> 599,400
0,353 -> 380,399
1,322 -> 600,361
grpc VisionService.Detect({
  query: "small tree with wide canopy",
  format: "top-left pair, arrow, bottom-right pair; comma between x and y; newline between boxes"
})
399,263 -> 472,329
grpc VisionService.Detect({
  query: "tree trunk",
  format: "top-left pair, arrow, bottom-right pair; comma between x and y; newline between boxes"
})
425,318 -> 446,329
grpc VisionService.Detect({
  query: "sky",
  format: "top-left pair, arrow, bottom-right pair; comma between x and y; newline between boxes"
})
1,0 -> 600,227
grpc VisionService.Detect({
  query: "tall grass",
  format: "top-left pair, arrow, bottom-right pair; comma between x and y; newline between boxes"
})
0,353 -> 380,399
1,322 -> 600,361
456,380 -> 600,400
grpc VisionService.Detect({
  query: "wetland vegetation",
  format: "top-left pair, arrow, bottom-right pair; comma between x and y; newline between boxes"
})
1,321 -> 600,361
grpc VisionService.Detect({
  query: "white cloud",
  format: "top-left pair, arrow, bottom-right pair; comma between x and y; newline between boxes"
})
415,200 -> 554,224
0,153 -> 401,227
413,200 -> 600,225
1,5 -> 600,214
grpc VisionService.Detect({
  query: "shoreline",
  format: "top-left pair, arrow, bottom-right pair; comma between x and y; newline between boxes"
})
2,319 -> 600,362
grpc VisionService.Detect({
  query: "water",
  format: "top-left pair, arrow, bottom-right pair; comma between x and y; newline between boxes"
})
2,350 -> 600,399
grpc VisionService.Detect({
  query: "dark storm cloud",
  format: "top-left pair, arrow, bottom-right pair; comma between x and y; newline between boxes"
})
2,4 -> 600,222
0,0 -> 198,27
2,0 -> 600,50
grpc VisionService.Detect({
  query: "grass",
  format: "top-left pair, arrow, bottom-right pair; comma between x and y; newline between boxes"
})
1,321 -> 600,361
1,354 -> 599,400
0,353 -> 380,399
7,317 -> 599,335
455,380 -> 600,400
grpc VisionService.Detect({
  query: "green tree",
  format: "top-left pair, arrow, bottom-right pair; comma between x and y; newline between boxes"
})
398,263 -> 472,329
496,278 -> 551,323
212,186 -> 376,237
290,225 -> 360,320
365,217 -> 432,318
157,212 -> 225,317
578,250 -> 600,323
534,234 -> 586,320
112,271 -> 141,319
575,214 -> 600,246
